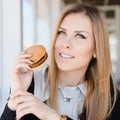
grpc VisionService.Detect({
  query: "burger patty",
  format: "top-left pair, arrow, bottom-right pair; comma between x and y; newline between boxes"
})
29,53 -> 48,68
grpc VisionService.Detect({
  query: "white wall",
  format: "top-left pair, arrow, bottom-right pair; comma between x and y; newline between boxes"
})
0,0 -> 21,115
50,0 -> 62,32
0,0 -> 2,98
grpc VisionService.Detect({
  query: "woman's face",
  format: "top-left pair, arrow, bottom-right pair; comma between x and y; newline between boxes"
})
54,13 -> 95,72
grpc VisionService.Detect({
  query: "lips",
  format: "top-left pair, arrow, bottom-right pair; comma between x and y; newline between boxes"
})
59,52 -> 74,59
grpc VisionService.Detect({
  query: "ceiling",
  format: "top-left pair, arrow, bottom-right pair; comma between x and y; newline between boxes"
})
64,0 -> 120,5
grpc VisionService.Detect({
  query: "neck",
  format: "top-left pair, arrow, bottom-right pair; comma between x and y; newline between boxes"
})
58,69 -> 86,87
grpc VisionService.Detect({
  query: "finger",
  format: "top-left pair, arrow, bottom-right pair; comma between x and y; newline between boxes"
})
15,53 -> 32,63
15,51 -> 26,60
16,106 -> 33,120
16,95 -> 35,106
10,90 -> 32,99
8,97 -> 17,111
14,63 -> 32,72
16,58 -> 33,64
17,51 -> 26,56
16,100 -> 33,116
14,59 -> 33,72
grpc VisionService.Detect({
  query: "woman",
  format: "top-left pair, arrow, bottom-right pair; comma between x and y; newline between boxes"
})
1,3 -> 120,120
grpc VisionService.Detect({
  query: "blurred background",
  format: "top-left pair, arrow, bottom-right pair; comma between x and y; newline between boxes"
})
0,0 -> 120,114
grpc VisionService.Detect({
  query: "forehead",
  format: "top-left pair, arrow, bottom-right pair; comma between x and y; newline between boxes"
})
60,13 -> 93,33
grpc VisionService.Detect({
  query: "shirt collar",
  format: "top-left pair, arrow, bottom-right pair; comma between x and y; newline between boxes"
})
43,82 -> 87,102
77,82 -> 87,96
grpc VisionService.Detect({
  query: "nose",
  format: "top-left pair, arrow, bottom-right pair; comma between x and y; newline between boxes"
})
62,37 -> 72,49
63,42 -> 70,48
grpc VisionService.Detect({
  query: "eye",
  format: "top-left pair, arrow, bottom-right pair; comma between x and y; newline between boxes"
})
75,34 -> 86,39
57,30 -> 66,35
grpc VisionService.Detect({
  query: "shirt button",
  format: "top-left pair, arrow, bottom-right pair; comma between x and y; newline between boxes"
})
63,98 -> 71,102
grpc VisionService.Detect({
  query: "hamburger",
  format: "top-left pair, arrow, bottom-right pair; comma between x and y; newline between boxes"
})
25,45 -> 48,70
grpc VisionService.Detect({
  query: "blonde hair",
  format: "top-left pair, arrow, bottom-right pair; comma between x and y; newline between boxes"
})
46,3 -> 117,120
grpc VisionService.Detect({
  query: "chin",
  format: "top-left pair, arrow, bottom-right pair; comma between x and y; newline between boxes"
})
57,63 -> 73,72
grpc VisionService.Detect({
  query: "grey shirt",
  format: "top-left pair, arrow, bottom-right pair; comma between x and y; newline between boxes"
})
33,64 -> 86,120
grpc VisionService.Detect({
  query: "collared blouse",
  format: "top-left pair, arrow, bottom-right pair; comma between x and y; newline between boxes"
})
33,64 -> 87,120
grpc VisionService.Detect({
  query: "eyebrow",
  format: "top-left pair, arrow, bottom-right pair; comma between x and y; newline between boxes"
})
59,27 -> 67,31
59,27 -> 90,35
75,31 -> 90,35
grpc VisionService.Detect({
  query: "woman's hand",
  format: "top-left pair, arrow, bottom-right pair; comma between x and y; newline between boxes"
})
9,90 -> 60,120
10,51 -> 33,94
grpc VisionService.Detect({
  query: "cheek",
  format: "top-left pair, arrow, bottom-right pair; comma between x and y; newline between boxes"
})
85,45 -> 94,55
76,40 -> 94,52
77,44 -> 95,62
55,38 -> 62,47
54,38 -> 63,54
85,50 -> 94,64
55,39 -> 59,49
87,44 -> 94,54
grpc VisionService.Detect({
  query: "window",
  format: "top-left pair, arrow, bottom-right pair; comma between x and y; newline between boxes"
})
21,0 -> 51,54
99,6 -> 120,85
0,0 -> 2,98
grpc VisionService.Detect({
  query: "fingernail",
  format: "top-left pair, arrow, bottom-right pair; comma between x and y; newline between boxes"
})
28,53 -> 33,56
30,60 -> 34,62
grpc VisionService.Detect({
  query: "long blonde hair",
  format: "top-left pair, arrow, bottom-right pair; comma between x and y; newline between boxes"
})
46,3 -> 117,120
